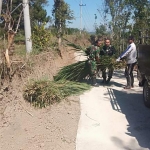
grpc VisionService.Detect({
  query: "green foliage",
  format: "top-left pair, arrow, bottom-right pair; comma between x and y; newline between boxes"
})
1,1 -> 22,30
63,37 -> 84,50
54,42 -> 125,82
99,55 -> 125,69
65,28 -> 80,35
105,0 -> 131,34
104,0 -> 150,42
32,23 -> 52,52
54,58 -> 125,82
132,1 -> 150,33
1,0 -> 51,30
89,35 -> 96,45
95,25 -> 107,36
23,79 -> 91,108
30,1 -> 52,26
30,0 -> 48,6
14,31 -> 25,44
52,0 -> 74,36
54,61 -> 90,81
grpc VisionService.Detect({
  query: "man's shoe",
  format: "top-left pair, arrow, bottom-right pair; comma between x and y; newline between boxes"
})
101,79 -> 106,84
106,78 -> 111,84
124,86 -> 131,89
92,83 -> 99,87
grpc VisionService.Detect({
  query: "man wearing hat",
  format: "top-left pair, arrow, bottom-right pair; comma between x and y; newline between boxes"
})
116,36 -> 137,89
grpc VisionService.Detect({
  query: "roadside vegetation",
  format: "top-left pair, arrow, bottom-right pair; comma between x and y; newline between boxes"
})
0,0 -> 150,108
23,79 -> 91,108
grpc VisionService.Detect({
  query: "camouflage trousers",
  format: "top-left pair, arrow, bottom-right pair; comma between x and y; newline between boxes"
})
87,60 -> 97,78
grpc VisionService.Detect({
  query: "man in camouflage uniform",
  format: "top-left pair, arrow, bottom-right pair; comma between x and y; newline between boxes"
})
100,38 -> 116,84
85,39 -> 103,86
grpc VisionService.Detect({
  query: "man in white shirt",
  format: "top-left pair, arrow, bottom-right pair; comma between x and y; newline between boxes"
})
116,36 -> 137,89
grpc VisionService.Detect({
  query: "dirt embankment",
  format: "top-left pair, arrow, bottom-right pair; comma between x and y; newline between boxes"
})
0,41 -> 83,150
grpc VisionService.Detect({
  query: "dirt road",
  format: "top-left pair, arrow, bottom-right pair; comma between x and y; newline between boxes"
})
76,70 -> 150,150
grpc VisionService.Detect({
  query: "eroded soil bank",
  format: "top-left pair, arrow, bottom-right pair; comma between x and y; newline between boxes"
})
0,45 -> 82,150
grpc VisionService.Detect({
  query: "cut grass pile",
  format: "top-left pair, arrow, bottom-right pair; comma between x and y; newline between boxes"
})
54,56 -> 125,82
23,79 -> 91,108
54,61 -> 90,81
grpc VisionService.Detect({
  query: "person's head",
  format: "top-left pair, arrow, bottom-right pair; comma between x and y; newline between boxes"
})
104,38 -> 111,47
90,35 -> 96,45
128,36 -> 134,44
95,39 -> 103,47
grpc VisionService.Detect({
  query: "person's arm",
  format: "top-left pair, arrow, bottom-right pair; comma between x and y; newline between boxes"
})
99,46 -> 105,56
120,45 -> 132,58
116,45 -> 132,61
95,49 -> 100,62
85,46 -> 91,55
112,46 -> 116,55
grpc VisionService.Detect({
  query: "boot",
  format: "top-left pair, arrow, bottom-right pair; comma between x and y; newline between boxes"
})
102,69 -> 106,83
124,77 -> 131,89
101,78 -> 106,84
131,74 -> 134,88
106,77 -> 111,84
92,76 -> 99,87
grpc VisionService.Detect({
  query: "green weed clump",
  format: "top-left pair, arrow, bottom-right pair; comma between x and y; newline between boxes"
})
54,61 -> 90,81
23,79 -> 91,108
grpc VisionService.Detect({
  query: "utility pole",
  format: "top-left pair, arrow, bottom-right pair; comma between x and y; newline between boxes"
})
23,0 -> 32,53
94,14 -> 97,23
79,0 -> 86,34
0,0 -> 2,16
94,14 -> 97,29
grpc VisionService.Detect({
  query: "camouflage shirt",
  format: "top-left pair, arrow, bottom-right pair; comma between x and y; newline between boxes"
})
85,45 -> 100,62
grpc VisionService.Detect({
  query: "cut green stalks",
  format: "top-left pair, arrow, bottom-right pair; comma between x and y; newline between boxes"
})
54,56 -> 125,82
23,79 -> 91,108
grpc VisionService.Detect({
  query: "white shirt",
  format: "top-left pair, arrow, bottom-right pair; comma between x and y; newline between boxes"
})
119,42 -> 137,64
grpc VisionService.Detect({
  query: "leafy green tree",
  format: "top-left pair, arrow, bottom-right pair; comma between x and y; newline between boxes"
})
95,24 -> 107,36
125,0 -> 150,38
104,0 -> 131,37
1,0 -> 51,30
103,0 -> 132,53
52,0 -> 74,36
104,0 -> 150,37
29,0 -> 52,26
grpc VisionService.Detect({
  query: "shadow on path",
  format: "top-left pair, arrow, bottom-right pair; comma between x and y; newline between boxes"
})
107,88 -> 150,149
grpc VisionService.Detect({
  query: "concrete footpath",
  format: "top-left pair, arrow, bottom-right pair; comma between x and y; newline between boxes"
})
76,70 -> 150,150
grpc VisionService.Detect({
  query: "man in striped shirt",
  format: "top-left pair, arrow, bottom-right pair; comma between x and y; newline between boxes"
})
116,36 -> 137,89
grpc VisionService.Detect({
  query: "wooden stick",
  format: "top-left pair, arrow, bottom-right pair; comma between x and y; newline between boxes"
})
4,49 -> 10,68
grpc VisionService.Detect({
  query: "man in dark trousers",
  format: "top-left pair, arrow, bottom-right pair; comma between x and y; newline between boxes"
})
116,36 -> 137,89
100,38 -> 116,84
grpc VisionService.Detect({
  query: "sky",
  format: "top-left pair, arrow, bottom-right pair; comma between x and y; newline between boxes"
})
45,0 -> 106,32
